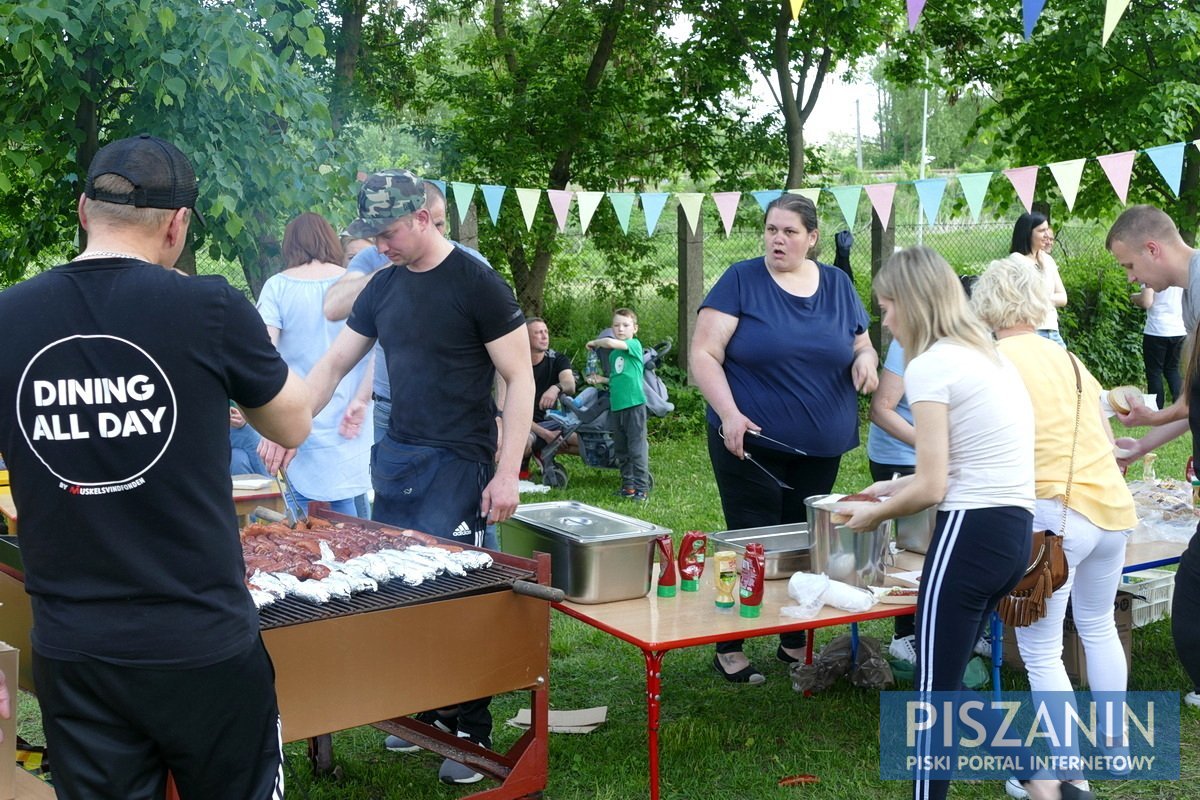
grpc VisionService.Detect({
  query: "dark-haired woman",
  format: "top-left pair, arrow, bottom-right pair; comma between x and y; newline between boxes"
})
1009,212 -> 1068,347
690,192 -> 878,684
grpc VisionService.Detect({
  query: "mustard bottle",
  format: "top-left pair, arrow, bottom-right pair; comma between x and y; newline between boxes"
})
714,550 -> 738,610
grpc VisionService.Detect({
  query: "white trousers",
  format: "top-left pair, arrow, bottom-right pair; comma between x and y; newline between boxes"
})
1015,499 -> 1130,695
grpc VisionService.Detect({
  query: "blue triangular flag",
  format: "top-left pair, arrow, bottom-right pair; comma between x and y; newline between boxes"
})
1023,0 -> 1047,40
751,189 -> 783,212
427,179 -> 447,198
1144,143 -> 1186,198
913,178 -> 949,226
640,192 -> 671,236
480,185 -> 507,225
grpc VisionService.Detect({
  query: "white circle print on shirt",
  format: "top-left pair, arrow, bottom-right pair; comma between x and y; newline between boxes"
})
16,335 -> 178,488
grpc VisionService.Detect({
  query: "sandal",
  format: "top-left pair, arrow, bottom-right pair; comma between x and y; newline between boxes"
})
712,654 -> 765,684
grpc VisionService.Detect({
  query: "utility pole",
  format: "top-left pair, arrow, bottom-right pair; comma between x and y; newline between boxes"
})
855,97 -> 864,170
917,56 -> 930,247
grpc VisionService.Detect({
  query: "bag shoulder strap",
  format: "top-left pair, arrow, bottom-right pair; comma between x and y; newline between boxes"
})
1059,352 -> 1083,536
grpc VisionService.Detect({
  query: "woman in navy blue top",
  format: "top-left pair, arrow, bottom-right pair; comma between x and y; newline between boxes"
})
690,193 -> 879,684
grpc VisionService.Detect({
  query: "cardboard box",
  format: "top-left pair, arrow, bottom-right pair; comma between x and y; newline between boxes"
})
1,640 -> 17,800
1000,592 -> 1133,688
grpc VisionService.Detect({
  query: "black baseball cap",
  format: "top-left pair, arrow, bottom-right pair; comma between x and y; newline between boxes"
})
85,134 -> 204,224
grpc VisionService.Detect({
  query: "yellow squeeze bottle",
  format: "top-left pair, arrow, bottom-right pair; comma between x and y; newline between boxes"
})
714,550 -> 738,610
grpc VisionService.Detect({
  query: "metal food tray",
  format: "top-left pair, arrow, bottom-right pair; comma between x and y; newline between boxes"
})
709,523 -> 811,580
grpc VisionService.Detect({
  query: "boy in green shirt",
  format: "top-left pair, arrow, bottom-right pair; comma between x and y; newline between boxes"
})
586,308 -> 650,500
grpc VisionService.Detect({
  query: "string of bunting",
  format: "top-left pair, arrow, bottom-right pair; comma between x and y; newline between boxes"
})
418,140 -> 1195,238
902,0 -> 1132,44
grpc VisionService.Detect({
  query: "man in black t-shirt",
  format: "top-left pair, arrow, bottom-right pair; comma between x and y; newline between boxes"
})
307,169 -> 534,784
523,317 -> 578,464
0,135 -> 311,799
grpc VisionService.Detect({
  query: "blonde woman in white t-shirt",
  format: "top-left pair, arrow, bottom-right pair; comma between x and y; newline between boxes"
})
845,248 -> 1090,800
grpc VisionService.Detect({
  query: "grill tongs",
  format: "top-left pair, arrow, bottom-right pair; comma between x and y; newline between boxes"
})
273,469 -> 309,528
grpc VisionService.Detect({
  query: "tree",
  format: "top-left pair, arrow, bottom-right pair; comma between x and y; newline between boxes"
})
420,0 -> 762,315
895,2 -> 1200,238
681,0 -> 904,188
0,0 -> 342,293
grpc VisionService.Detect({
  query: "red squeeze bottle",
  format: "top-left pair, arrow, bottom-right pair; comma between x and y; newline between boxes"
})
677,531 -> 708,591
655,534 -> 677,598
738,543 -> 766,618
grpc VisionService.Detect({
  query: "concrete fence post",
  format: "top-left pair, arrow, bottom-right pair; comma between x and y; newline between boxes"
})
677,208 -> 704,384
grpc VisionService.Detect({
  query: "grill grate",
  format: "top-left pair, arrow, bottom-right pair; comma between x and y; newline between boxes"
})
257,563 -> 536,630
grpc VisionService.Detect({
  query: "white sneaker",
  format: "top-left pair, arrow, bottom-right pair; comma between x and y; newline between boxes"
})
1004,778 -> 1028,799
1186,691 -> 1200,708
888,634 -> 917,664
1006,778 -> 1089,798
973,635 -> 993,657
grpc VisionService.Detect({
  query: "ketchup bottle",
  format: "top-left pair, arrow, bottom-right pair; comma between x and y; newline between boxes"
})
655,534 -> 677,597
677,531 -> 707,592
738,543 -> 766,618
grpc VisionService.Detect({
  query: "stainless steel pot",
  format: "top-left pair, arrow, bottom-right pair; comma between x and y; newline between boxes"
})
804,494 -> 891,588
895,506 -> 936,554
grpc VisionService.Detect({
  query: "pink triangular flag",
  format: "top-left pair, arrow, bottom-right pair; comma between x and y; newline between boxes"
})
712,192 -> 741,236
1097,150 -> 1137,205
864,183 -> 897,230
1003,166 -> 1039,213
907,0 -> 927,32
546,189 -> 573,233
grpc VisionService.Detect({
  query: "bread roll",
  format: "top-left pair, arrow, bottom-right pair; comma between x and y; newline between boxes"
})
1108,386 -> 1142,414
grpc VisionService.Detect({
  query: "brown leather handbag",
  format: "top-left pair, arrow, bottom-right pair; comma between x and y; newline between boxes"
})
995,352 -> 1080,628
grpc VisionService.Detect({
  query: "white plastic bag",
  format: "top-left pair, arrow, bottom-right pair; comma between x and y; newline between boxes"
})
784,572 -> 830,619
820,579 -> 876,613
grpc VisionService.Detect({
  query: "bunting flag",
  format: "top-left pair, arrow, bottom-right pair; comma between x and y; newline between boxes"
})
1003,166 -> 1039,213
546,189 -> 573,233
712,191 -> 741,236
640,192 -> 671,236
828,185 -> 862,230
1047,159 -> 1086,211
576,191 -> 605,234
907,0 -> 926,32
1102,0 -> 1132,46
913,178 -> 948,226
788,0 -> 805,21
608,192 -> 635,234
751,189 -> 783,212
428,179 -> 447,199
1144,143 -> 1186,197
1097,150 -> 1137,204
515,187 -> 541,231
480,184 -> 506,225
450,181 -> 475,224
1023,0 -> 1047,40
957,172 -> 993,222
793,187 -> 822,207
676,192 -> 705,235
864,183 -> 897,230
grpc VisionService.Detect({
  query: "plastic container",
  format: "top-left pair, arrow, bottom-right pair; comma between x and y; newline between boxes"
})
713,550 -> 738,610
738,543 -> 766,618
1121,568 -> 1176,628
585,349 -> 601,378
677,531 -> 707,591
655,534 -> 677,597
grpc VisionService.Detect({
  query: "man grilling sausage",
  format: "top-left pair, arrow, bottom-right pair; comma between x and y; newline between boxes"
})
0,134 -> 312,799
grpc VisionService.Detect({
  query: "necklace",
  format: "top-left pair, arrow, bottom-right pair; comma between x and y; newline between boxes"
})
73,250 -> 148,262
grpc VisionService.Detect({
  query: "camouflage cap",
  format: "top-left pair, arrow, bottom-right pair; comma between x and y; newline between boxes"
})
346,169 -> 427,238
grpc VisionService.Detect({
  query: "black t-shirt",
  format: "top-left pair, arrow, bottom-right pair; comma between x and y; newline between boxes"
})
0,259 -> 289,667
532,349 -> 573,423
347,247 -> 525,462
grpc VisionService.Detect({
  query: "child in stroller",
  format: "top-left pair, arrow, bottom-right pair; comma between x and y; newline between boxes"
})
534,331 -> 673,489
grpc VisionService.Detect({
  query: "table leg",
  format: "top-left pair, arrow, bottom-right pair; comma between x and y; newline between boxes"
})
644,649 -> 665,800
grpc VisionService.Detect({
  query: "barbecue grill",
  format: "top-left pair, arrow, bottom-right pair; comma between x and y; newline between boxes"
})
0,504 -> 557,799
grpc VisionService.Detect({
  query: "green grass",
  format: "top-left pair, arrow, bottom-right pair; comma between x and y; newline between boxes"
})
16,420 -> 1200,798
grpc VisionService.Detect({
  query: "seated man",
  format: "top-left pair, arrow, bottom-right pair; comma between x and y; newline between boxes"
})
524,318 -> 578,475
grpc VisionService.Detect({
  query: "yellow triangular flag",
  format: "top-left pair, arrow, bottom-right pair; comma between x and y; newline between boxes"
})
788,0 -> 805,21
515,188 -> 541,232
791,187 -> 822,207
576,191 -> 605,234
676,192 -> 704,235
1047,159 -> 1086,212
1102,0 -> 1132,46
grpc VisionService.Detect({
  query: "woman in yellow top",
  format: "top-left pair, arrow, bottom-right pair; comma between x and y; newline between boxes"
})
972,259 -> 1136,797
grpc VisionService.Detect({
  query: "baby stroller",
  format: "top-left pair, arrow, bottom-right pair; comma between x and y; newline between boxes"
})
534,333 -> 673,489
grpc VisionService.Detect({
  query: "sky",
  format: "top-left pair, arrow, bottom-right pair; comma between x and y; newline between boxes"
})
752,67 -> 882,145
